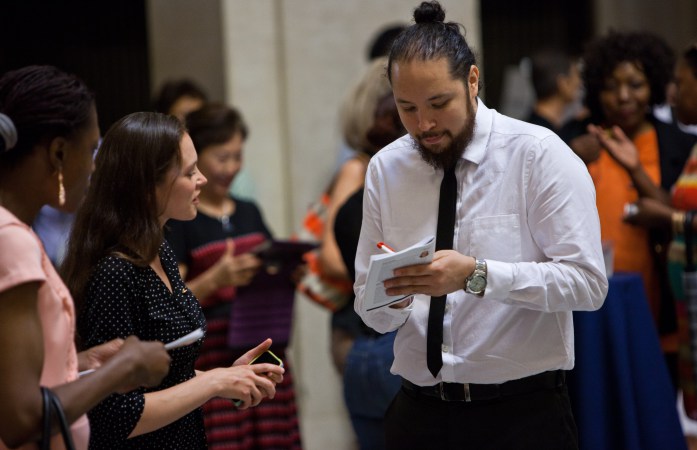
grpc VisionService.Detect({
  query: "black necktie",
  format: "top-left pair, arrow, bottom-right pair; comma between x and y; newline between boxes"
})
426,165 -> 458,377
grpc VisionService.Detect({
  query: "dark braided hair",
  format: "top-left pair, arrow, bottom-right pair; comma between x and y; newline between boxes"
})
582,31 -> 675,123
387,1 -> 477,86
0,65 -> 95,167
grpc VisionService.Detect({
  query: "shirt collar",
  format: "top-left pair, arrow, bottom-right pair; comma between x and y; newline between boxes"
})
461,97 -> 492,165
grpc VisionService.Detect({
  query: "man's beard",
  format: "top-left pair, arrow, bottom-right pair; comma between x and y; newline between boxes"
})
415,101 -> 476,170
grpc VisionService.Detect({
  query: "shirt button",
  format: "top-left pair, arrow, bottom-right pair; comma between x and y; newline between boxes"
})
441,344 -> 449,353
444,303 -> 450,313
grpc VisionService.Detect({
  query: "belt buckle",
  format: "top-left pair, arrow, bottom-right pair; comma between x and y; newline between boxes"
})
464,383 -> 471,401
438,383 -> 472,402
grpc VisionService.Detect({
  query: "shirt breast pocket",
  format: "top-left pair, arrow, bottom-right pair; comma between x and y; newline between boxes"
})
469,214 -> 521,262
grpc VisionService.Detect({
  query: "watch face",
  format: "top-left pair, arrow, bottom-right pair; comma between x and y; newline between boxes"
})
468,275 -> 486,293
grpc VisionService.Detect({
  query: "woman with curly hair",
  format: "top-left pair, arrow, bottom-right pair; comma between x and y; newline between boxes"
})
580,31 -> 697,386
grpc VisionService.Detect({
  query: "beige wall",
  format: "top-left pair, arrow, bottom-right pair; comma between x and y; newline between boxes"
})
149,0 -> 479,237
147,0 -> 226,104
594,0 -> 697,52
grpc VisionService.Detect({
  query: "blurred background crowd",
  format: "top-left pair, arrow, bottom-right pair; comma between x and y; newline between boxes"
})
2,0 -> 697,449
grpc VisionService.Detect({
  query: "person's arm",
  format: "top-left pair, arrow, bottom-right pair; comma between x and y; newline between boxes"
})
129,340 -> 283,437
624,197 -> 674,229
318,158 -> 367,279
0,223 -> 170,448
488,135 -> 607,311
354,163 -> 414,333
363,136 -> 608,314
587,124 -> 671,204
0,285 -> 169,447
625,197 -> 697,236
0,281 -> 60,447
82,257 -> 282,440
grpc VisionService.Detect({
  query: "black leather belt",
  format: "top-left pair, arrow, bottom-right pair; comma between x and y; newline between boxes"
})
401,370 -> 565,402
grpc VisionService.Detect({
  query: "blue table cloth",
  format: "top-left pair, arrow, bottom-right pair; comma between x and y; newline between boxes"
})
568,272 -> 686,450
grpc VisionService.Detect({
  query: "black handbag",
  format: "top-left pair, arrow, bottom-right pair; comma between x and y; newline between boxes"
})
39,387 -> 76,450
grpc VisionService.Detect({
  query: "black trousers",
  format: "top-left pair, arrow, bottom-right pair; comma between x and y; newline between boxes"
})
384,382 -> 578,450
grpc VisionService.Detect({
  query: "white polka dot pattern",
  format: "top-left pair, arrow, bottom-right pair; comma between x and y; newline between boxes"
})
79,240 -> 207,449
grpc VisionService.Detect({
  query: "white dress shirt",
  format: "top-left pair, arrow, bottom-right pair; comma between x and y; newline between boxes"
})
354,98 -> 608,386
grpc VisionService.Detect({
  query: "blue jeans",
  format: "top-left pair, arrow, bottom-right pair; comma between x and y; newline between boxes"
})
343,331 -> 401,450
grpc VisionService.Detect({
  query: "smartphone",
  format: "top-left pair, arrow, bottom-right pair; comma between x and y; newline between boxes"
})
249,350 -> 284,367
233,350 -> 283,407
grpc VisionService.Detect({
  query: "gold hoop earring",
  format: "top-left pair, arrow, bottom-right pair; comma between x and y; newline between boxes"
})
58,169 -> 66,206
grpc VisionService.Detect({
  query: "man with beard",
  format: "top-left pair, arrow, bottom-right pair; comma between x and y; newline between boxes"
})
353,2 -> 608,449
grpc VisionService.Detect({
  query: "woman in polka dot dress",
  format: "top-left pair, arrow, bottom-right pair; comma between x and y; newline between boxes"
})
63,112 -> 285,449
165,104 -> 301,449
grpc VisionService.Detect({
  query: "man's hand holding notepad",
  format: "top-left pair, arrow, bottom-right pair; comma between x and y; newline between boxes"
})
364,236 -> 436,310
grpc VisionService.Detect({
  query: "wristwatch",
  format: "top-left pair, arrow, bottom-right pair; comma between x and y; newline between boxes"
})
465,258 -> 487,297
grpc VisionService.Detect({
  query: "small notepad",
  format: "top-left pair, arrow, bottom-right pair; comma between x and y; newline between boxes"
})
363,236 -> 435,310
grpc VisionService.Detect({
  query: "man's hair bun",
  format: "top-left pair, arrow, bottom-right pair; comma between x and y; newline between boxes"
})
414,1 -> 446,24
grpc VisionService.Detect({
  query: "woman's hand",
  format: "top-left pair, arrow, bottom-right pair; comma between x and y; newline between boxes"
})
212,239 -> 263,288
233,339 -> 284,384
108,336 -> 171,393
587,124 -> 640,173
208,362 -> 284,409
234,339 -> 273,365
78,338 -> 124,372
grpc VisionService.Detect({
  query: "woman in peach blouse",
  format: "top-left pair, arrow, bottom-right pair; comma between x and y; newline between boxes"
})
0,66 -> 171,449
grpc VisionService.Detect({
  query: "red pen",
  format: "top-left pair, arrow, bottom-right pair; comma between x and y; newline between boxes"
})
377,242 -> 395,254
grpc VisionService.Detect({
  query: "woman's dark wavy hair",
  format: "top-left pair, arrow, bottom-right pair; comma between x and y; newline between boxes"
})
582,30 -> 675,123
0,65 -> 94,167
387,1 -> 477,87
62,112 -> 184,313
185,103 -> 248,153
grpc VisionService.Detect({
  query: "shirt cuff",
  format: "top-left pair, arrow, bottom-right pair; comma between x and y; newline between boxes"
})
482,259 -> 513,300
358,295 -> 413,333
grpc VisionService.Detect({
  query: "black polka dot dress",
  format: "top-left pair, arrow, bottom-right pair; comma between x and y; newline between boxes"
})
78,240 -> 207,449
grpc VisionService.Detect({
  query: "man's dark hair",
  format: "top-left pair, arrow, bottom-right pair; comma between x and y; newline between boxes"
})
387,1 -> 477,85
531,49 -> 574,100
582,31 -> 675,123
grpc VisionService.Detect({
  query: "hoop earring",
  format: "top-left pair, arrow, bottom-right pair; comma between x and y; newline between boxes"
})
58,169 -> 66,206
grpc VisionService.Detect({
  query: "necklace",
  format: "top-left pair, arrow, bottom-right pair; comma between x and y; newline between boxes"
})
197,199 -> 235,233
220,214 -> 233,233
